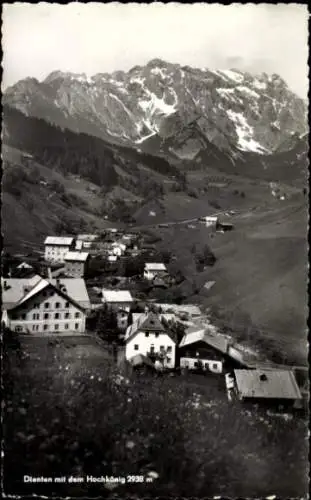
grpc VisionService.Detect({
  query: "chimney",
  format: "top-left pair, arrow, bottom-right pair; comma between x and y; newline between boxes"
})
47,267 -> 52,280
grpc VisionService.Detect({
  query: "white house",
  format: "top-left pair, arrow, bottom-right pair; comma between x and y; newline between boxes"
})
125,312 -> 176,368
76,234 -> 98,250
107,255 -> 118,263
44,236 -> 75,263
2,276 -> 89,334
199,216 -> 218,227
102,289 -> 133,330
64,251 -> 90,278
112,242 -> 126,257
143,263 -> 167,281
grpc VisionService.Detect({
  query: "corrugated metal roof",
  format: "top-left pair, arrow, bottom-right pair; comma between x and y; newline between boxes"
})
144,263 -> 167,271
234,369 -> 302,400
102,290 -> 133,303
65,251 -> 89,262
44,236 -> 74,246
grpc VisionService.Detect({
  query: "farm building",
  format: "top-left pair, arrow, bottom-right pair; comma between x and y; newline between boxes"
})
44,236 -> 76,263
179,326 -> 229,374
125,312 -> 176,369
228,369 -> 302,411
144,263 -> 167,281
64,251 -> 90,278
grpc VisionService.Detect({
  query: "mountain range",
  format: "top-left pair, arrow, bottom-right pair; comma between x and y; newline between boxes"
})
3,58 -> 308,163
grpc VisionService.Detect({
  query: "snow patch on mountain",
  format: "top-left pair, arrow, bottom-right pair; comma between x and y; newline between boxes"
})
139,90 -> 177,117
108,93 -> 133,117
236,86 -> 260,99
217,88 -> 243,104
226,109 -> 269,154
135,131 -> 157,144
218,69 -> 244,83
252,79 -> 267,90
151,67 -> 167,79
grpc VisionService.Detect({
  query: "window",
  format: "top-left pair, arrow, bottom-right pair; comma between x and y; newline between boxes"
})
65,324 -> 69,330
65,313 -> 70,319
160,345 -> 165,351
32,313 -> 36,320
55,302 -> 60,309
55,324 -> 59,331
49,291 -> 54,297
75,312 -> 80,318
32,325 -> 36,331
150,345 -> 155,354
167,357 -> 171,363
54,313 -> 60,319
21,314 -> 26,320
167,346 -> 172,352
43,291 -> 47,297
212,363 -> 218,370
145,332 -> 149,337
194,362 -> 198,367
44,313 -> 49,320
75,323 -> 79,330
205,363 -> 209,369
43,325 -> 48,331
34,303 -> 40,309
155,333 -> 159,338
15,326 -> 22,332
134,344 -> 139,351
44,302 -> 50,309
65,302 -> 70,308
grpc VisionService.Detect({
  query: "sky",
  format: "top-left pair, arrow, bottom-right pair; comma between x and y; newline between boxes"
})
2,2 -> 309,99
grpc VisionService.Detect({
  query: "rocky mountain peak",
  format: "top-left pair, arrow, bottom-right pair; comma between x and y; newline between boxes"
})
3,59 -> 308,158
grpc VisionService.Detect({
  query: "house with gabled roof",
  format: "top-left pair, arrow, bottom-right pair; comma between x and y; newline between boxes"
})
2,276 -> 90,334
44,236 -> 76,263
125,312 -> 176,368
102,289 -> 134,330
64,251 -> 90,278
230,369 -> 302,411
179,326 -> 230,374
144,263 -> 167,281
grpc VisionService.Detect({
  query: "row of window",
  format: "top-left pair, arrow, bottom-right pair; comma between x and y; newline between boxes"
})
182,360 -> 219,370
134,345 -> 172,353
14,312 -> 81,321
33,301 -> 70,309
15,323 -> 80,332
144,332 -> 160,338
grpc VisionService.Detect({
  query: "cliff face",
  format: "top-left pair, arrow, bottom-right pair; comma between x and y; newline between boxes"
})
4,59 -> 307,157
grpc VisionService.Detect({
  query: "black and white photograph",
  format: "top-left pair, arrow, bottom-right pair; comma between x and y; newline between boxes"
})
1,2 -> 309,498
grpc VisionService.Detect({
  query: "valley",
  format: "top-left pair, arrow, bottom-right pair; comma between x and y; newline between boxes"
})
1,13 -> 309,496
